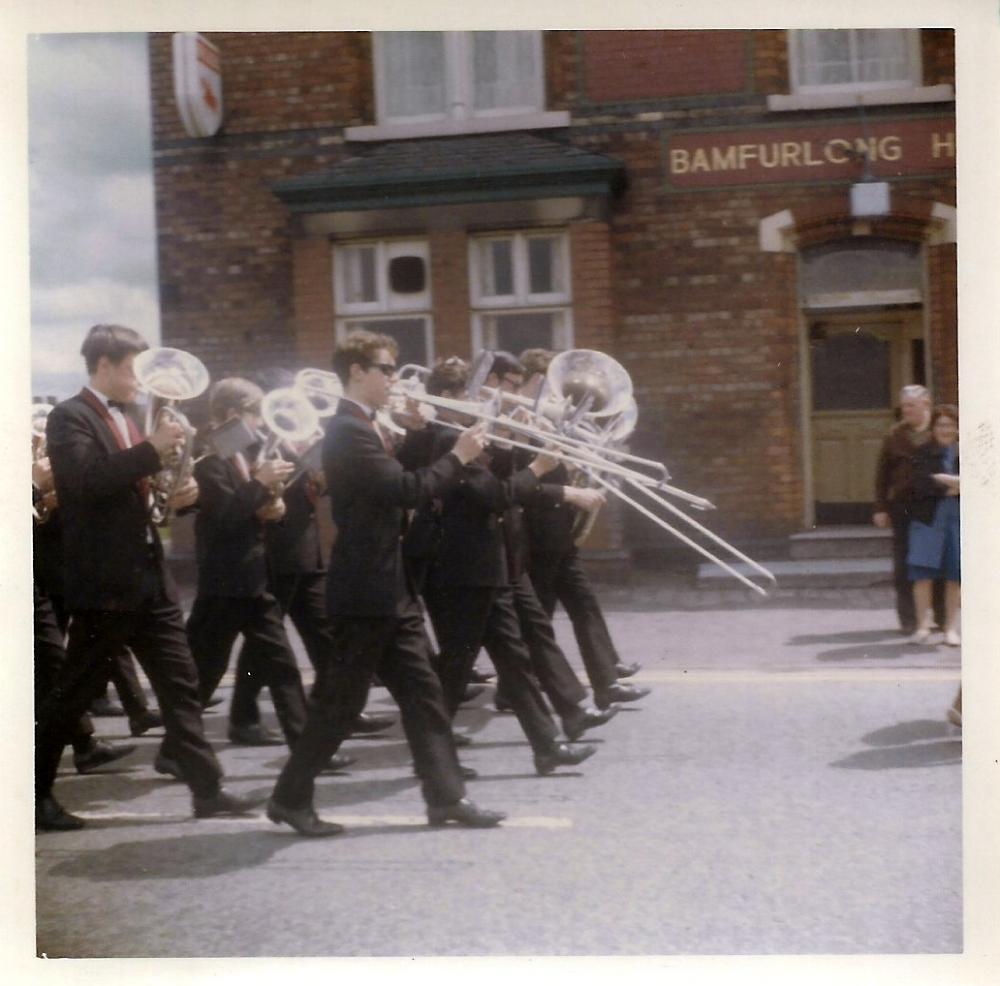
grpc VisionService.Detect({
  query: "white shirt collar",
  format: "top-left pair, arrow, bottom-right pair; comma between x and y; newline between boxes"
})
85,384 -> 115,409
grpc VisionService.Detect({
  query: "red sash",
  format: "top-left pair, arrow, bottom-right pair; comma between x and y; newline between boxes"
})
343,400 -> 394,455
79,389 -> 152,499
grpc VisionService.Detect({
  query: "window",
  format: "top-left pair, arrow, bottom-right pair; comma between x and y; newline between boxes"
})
769,29 -> 951,111
347,32 -> 569,140
469,232 -> 573,353
790,29 -> 920,93
334,239 -> 433,366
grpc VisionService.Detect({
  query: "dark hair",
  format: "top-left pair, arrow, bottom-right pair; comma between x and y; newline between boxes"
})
254,367 -> 295,393
519,348 -> 555,379
80,324 -> 149,374
426,356 -> 468,397
331,330 -> 399,386
931,404 -> 959,429
489,351 -> 524,380
209,377 -> 263,423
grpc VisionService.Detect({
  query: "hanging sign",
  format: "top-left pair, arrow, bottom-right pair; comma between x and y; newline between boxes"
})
172,32 -> 223,138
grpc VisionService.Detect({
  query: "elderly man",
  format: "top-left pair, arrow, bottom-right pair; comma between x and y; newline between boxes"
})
872,384 -> 945,635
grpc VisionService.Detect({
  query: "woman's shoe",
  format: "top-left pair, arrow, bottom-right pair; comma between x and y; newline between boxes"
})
910,628 -> 933,644
946,705 -> 962,728
944,629 -> 961,647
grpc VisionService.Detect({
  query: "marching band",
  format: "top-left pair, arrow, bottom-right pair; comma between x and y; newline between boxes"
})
34,323 -> 771,835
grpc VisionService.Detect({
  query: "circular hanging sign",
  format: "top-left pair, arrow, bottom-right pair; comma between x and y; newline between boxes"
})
172,32 -> 223,137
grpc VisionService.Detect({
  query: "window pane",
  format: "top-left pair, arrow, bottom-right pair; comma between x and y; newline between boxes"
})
342,246 -> 378,304
351,317 -> 428,368
481,239 -> 514,297
800,239 -> 922,297
856,29 -> 911,84
473,31 -> 539,111
486,311 -> 556,354
797,30 -> 853,86
810,328 -> 891,411
383,32 -> 446,119
527,237 -> 560,294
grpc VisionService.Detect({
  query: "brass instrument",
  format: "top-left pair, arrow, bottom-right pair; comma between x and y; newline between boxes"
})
134,347 -> 210,525
258,385 -> 324,496
32,403 -> 56,523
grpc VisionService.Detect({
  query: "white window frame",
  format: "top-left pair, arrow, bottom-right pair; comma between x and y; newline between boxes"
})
468,230 -> 574,353
347,31 -> 569,141
769,29 -> 952,112
333,238 -> 434,366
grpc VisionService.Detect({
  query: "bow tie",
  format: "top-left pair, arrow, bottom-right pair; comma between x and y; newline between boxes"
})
108,400 -> 127,411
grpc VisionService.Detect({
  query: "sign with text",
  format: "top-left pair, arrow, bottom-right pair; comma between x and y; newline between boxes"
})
665,117 -> 954,188
172,32 -> 223,138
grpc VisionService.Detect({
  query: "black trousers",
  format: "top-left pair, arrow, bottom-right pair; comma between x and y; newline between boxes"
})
503,572 -> 588,718
230,572 -> 332,728
424,583 -> 560,753
528,547 -> 620,693
181,592 -> 307,748
34,585 -> 93,755
50,592 -> 150,718
272,597 -> 465,810
36,593 -> 224,799
889,504 -> 946,631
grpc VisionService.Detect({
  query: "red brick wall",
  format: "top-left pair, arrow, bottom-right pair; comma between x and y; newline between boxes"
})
582,31 -> 748,102
428,231 -> 472,361
292,238 -> 335,369
569,221 -> 615,353
927,243 -> 958,404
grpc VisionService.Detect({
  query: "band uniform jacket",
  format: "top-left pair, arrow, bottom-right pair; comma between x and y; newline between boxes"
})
424,426 -> 542,589
45,392 -> 173,612
265,474 -> 325,577
322,401 -> 466,617
193,454 -> 275,597
908,442 -> 960,526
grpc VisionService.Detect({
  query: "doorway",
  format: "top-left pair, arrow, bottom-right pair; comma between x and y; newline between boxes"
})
808,309 -> 925,524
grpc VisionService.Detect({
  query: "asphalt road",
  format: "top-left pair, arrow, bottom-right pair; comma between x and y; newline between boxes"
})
34,604 -> 962,958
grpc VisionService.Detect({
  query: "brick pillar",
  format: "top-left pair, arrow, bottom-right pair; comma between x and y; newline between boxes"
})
926,242 -> 958,403
429,230 -> 471,360
292,236 -> 335,369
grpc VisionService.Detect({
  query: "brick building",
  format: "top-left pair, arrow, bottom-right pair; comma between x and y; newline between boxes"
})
149,29 -> 956,566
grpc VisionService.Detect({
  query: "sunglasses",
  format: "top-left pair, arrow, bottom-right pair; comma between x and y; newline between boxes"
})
368,362 -> 397,377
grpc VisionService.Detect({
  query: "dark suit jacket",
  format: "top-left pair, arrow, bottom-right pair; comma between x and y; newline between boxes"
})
425,427 -> 542,589
323,402 -> 465,617
265,477 -> 325,577
521,460 -> 576,555
193,455 -> 274,597
46,392 -> 171,611
909,442 -> 960,526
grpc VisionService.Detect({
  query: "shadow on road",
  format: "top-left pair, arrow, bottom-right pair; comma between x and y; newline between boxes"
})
787,629 -> 902,646
814,641 -> 940,662
830,739 -> 961,770
861,719 -> 953,746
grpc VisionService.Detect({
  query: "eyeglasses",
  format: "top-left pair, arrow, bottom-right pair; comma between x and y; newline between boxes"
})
368,362 -> 397,377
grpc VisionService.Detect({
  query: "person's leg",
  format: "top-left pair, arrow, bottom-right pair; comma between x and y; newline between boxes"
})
912,579 -> 933,637
108,650 -> 150,718
185,595 -> 248,707
944,581 -> 961,640
229,637 -> 267,729
890,506 -> 916,633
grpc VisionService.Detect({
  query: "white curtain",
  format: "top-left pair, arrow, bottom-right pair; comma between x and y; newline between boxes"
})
795,29 -> 914,88
382,32 -> 446,119
472,32 -> 540,111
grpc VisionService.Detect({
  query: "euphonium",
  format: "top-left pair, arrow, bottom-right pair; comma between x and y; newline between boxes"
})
31,403 -> 56,523
258,385 -> 324,493
134,347 -> 210,524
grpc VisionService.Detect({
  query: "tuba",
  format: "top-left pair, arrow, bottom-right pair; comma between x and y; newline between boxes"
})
134,347 -> 210,524
31,403 -> 56,523
258,385 -> 325,492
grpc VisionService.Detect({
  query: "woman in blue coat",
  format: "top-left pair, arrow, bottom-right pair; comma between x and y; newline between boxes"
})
907,404 -> 961,645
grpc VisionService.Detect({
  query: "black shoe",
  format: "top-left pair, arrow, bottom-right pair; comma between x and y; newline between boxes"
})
614,661 -> 642,679
153,753 -> 184,780
266,798 -> 344,837
129,710 -> 164,736
351,711 -> 396,734
561,704 -> 619,742
462,684 -> 487,703
89,695 -> 125,717
534,742 -> 597,775
494,698 -> 513,713
36,795 -> 85,831
74,739 -> 137,774
452,732 -> 472,748
469,667 -> 496,684
228,723 -> 284,746
193,787 -> 266,819
321,752 -> 356,773
427,798 -> 506,828
595,683 -> 651,709
203,696 -> 225,711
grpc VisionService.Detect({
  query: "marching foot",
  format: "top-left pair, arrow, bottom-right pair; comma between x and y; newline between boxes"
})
595,683 -> 651,710
266,798 -> 345,837
534,742 -> 597,775
192,787 -> 266,819
427,798 -> 506,828
36,795 -> 86,831
561,704 -> 619,742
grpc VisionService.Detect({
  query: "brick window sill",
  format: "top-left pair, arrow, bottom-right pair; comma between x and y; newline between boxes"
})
767,84 -> 953,112
345,111 -> 571,142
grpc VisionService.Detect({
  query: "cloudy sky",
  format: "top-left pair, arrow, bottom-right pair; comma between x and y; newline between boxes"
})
28,32 -> 158,401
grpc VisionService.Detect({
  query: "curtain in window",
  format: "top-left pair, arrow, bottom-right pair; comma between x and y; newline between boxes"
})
795,29 -> 914,88
383,32 -> 446,119
855,30 -> 911,83
472,32 -> 539,112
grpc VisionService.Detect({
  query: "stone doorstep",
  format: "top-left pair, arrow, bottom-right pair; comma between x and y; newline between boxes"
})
698,555 -> 893,589
789,525 -> 893,561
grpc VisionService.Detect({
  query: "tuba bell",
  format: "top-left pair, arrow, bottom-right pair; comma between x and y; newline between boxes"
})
134,347 -> 211,525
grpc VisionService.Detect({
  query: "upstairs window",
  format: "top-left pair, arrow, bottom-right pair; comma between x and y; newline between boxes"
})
790,29 -> 920,94
348,32 -> 568,140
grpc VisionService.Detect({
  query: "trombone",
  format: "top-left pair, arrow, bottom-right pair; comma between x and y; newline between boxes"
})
133,347 -> 211,524
392,350 -> 776,596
